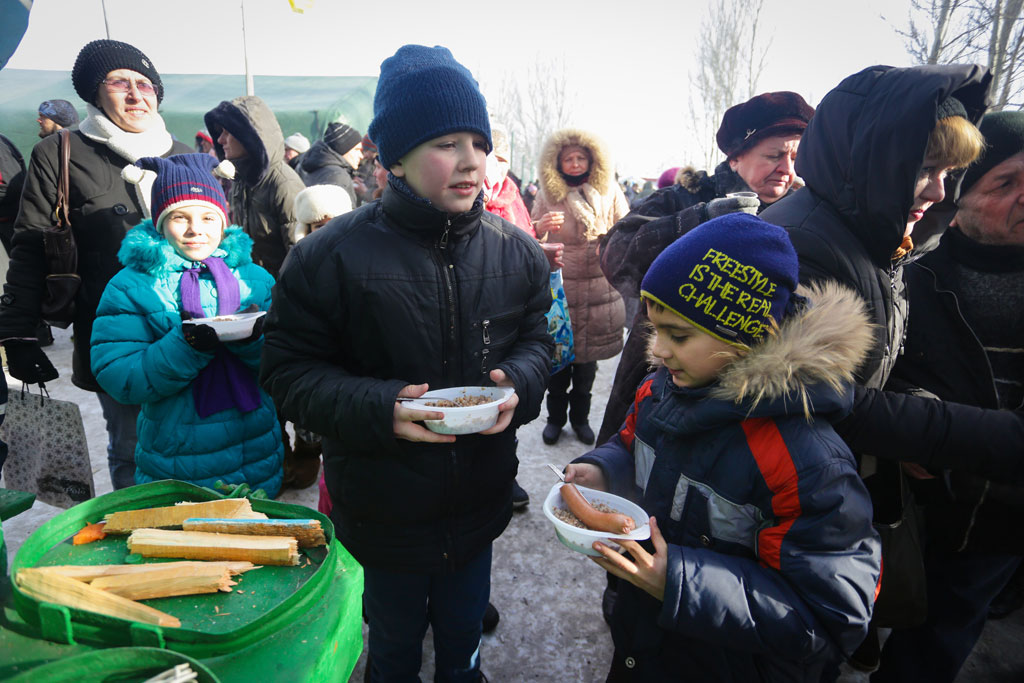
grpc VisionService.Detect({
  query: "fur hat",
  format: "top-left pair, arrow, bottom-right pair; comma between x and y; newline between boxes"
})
38,99 -> 79,128
294,184 -> 352,236
324,123 -> 361,156
641,213 -> 800,348
716,91 -> 814,159
369,44 -> 491,168
284,132 -> 311,154
960,111 -> 1024,196
490,121 -> 511,161
122,154 -> 234,232
72,39 -> 163,105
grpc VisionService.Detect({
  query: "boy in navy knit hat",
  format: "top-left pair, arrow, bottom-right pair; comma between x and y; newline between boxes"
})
261,45 -> 552,682
565,213 -> 881,682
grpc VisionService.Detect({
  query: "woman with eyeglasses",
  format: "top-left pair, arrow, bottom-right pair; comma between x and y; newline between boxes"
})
0,39 -> 192,490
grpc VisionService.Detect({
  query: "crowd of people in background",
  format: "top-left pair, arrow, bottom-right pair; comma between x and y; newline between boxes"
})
0,35 -> 1022,683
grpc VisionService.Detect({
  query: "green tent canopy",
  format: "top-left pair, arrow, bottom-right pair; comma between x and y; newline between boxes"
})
0,68 -> 377,160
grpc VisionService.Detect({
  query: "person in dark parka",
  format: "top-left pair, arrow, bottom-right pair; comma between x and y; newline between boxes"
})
871,111 -> 1024,683
0,39 -> 192,490
597,91 -> 814,445
297,121 -> 361,206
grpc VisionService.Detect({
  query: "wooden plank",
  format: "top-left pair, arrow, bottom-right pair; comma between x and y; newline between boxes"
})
128,529 -> 299,566
91,564 -> 235,600
104,499 -> 267,533
182,518 -> 326,547
15,569 -> 181,627
37,561 -> 258,582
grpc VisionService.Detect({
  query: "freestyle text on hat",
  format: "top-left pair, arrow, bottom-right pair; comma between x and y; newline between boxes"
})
369,44 -> 491,169
38,100 -> 80,128
72,39 -> 164,106
716,91 -> 814,159
960,111 -> 1024,196
123,154 -> 234,233
640,213 -> 800,348
324,122 -> 361,156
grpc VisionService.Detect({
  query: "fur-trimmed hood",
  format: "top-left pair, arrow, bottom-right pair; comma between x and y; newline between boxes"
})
118,219 -> 255,276
537,127 -> 616,204
650,281 -> 874,420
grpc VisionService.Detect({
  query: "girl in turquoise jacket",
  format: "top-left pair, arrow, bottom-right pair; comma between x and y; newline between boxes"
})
90,153 -> 283,496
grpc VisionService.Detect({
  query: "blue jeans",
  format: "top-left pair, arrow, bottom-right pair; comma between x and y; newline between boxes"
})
874,548 -> 1022,682
363,544 -> 491,683
96,392 -> 140,490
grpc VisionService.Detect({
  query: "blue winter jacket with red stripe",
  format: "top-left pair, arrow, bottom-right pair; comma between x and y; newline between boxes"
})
574,282 -> 881,682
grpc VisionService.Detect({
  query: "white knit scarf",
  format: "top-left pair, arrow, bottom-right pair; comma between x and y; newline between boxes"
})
78,104 -> 174,217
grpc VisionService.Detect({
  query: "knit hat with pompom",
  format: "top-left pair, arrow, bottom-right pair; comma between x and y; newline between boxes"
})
122,153 -> 234,232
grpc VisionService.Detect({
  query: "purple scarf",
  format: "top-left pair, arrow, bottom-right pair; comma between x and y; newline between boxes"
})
179,256 -> 261,418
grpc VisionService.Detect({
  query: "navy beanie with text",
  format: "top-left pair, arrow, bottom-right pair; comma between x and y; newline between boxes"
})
641,214 -> 800,348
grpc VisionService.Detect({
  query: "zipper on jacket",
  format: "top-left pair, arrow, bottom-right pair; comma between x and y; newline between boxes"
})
437,218 -> 458,377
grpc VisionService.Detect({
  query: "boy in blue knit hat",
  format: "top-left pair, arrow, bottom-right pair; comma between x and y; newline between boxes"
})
565,213 -> 881,682
260,45 -> 552,682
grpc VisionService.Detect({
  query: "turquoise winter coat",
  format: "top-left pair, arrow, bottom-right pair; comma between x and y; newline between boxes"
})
91,220 -> 283,496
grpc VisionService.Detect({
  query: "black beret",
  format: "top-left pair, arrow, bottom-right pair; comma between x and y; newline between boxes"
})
71,39 -> 164,106
716,91 -> 815,159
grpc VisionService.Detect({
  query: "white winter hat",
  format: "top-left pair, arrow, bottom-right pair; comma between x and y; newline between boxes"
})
284,132 -> 311,154
293,184 -> 352,238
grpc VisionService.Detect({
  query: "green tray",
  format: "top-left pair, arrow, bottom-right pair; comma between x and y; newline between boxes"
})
6,646 -> 220,683
2,479 -> 363,682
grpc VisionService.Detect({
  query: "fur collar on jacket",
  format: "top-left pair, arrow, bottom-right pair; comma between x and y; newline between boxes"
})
538,128 -> 615,205
118,219 -> 255,276
649,281 -> 873,417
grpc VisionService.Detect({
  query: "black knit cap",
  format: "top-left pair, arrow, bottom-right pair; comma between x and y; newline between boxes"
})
716,91 -> 815,159
960,111 -> 1024,196
324,122 -> 362,156
72,39 -> 164,106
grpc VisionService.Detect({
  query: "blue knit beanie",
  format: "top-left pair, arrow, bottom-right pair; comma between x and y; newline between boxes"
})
640,213 -> 800,348
122,153 -> 234,232
369,45 -> 492,169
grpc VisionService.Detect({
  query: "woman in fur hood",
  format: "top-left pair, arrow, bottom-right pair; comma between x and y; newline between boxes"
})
533,128 -> 630,446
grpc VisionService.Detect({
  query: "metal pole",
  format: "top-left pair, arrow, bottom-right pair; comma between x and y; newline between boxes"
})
100,0 -> 111,38
241,0 -> 254,95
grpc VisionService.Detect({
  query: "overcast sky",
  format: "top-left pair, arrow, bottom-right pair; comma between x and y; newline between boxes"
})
7,0 -> 918,177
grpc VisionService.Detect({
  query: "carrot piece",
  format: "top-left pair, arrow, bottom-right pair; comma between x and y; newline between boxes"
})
73,521 -> 108,545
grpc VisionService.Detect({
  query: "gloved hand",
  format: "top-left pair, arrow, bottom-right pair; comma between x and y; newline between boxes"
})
181,322 -> 220,352
707,195 -> 760,219
5,340 -> 59,384
235,314 -> 265,344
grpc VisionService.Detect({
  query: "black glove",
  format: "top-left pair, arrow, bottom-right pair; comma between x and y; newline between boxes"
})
181,322 -> 220,352
242,314 -> 265,344
5,340 -> 59,384
706,195 -> 760,219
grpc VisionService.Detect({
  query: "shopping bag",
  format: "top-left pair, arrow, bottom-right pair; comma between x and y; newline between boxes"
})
0,385 -> 94,508
864,463 -> 927,628
547,269 -> 575,375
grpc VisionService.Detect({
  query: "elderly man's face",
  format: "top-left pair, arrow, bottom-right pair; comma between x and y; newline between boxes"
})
952,151 -> 1024,246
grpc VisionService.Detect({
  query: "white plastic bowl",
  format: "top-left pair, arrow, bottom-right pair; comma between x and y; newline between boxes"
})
191,311 -> 266,341
403,386 -> 516,435
543,482 -> 651,556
